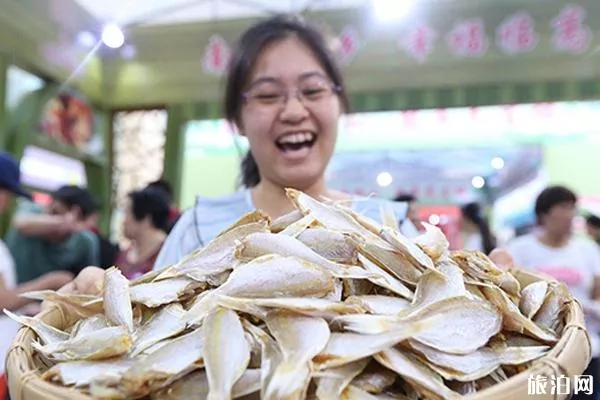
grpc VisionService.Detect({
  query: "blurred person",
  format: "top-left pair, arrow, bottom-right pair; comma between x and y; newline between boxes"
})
5,185 -> 100,283
54,16 -> 513,310
460,202 -> 497,255
507,186 -> 600,399
395,193 -> 421,229
115,189 -> 170,279
145,179 -> 181,232
587,214 -> 600,247
0,152 -> 73,396
83,211 -> 119,269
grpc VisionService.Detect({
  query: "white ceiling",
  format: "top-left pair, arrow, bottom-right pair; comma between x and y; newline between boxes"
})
73,0 -> 367,26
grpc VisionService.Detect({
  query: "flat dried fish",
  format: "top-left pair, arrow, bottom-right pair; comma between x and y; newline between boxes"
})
103,267 -> 133,332
338,298 -> 502,355
130,303 -> 187,357
204,307 -> 251,400
151,369 -> 261,400
414,223 -> 449,263
354,239 -> 422,286
122,327 -> 204,397
297,228 -> 358,264
380,227 -> 438,273
42,360 -> 133,387
70,314 -> 111,339
315,359 -> 370,400
4,309 -> 69,345
452,251 -> 520,301
130,278 -> 201,308
34,326 -> 131,361
237,232 -> 375,280
409,340 -> 549,381
374,348 -> 461,400
352,363 -> 397,394
358,254 -> 414,300
20,290 -> 103,317
265,311 -> 330,399
520,281 -> 549,319
533,282 -> 570,334
314,316 -> 439,369
271,209 -> 303,233
280,213 -> 317,237
408,261 -> 465,315
345,296 -> 411,316
481,285 -> 558,343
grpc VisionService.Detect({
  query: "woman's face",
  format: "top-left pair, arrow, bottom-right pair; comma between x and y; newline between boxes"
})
239,36 -> 342,190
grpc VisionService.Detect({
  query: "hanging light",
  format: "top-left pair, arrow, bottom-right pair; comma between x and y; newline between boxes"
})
372,0 -> 415,22
377,171 -> 393,187
102,23 -> 125,49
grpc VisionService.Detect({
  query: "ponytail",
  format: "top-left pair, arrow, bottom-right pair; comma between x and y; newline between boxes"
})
241,150 -> 261,188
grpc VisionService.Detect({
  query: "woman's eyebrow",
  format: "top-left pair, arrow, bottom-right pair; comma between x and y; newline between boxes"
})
249,71 -> 328,87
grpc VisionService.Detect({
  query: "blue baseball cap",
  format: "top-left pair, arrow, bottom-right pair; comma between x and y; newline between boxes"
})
0,151 -> 32,199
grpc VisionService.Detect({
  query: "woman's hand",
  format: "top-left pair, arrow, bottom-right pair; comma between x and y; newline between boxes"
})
56,266 -> 105,296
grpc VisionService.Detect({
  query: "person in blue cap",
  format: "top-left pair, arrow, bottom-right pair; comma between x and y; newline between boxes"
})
0,151 -> 74,393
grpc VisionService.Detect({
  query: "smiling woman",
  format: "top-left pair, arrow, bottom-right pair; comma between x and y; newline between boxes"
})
56,14 -> 416,289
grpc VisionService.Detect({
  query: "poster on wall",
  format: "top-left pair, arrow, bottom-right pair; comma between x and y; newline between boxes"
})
39,93 -> 104,156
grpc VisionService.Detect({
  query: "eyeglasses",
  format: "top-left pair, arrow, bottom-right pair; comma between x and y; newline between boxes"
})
242,76 -> 341,111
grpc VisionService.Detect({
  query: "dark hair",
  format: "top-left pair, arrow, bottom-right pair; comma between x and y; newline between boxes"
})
224,14 -> 349,188
534,186 -> 577,224
395,194 -> 416,203
461,202 -> 496,255
146,179 -> 173,203
587,214 -> 600,229
128,189 -> 171,232
52,185 -> 98,219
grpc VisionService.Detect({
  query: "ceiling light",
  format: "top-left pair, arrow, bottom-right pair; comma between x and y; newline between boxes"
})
102,24 -> 125,49
377,171 -> 393,187
372,0 -> 415,22
471,176 -> 485,189
491,157 -> 505,170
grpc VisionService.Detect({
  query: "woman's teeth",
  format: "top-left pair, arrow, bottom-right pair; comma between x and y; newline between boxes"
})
277,132 -> 315,145
276,132 -> 317,152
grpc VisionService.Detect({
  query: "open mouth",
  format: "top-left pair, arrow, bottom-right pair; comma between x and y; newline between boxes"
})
275,132 -> 317,153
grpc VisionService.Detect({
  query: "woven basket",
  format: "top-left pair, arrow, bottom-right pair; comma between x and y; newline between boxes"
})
5,269 -> 591,400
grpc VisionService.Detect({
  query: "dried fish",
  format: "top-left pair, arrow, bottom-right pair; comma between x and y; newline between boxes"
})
33,326 -> 131,361
414,223 -> 449,263
409,340 -> 549,381
130,278 -> 201,308
122,328 -> 204,397
151,369 -> 261,400
130,303 -> 187,357
265,311 -> 330,399
297,228 -> 358,264
271,209 -> 303,233
345,295 -> 411,316
237,232 -> 375,280
520,281 -> 549,319
374,348 -> 461,400
103,267 -> 134,332
358,254 -> 414,300
280,213 -> 317,237
4,309 -> 69,345
15,187 -> 575,400
42,360 -> 134,387
315,359 -> 370,399
204,307 -> 251,400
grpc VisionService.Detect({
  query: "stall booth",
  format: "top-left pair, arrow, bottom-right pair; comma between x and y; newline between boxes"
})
1,83 -> 110,235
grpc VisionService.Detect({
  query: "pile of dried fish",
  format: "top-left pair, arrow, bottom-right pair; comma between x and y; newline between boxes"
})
6,189 -> 573,400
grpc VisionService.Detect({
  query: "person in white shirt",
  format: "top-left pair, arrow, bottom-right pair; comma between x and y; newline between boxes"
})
507,186 -> 600,400
0,151 -> 73,394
